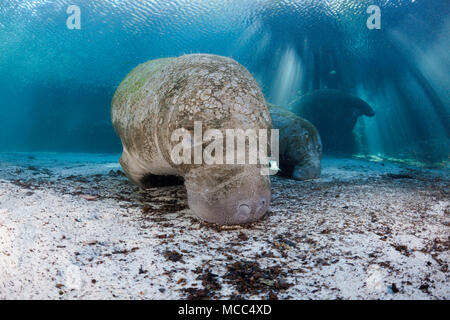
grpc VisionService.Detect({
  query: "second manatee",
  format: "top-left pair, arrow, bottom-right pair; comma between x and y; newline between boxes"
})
269,103 -> 322,180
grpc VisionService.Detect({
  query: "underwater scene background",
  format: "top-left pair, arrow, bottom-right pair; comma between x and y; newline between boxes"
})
0,0 -> 448,167
0,1 -> 449,300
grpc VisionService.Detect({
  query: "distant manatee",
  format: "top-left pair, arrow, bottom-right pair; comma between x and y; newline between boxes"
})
269,103 -> 322,180
290,89 -> 375,154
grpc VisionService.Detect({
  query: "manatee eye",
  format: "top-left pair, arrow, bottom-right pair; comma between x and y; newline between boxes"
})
258,198 -> 268,212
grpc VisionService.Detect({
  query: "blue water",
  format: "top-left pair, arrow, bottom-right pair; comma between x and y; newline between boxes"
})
0,0 -> 448,166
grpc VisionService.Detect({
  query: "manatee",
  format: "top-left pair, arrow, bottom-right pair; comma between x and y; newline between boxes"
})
269,103 -> 322,180
111,54 -> 272,225
290,89 -> 375,154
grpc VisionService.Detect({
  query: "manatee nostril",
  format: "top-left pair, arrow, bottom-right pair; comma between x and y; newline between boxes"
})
238,204 -> 251,219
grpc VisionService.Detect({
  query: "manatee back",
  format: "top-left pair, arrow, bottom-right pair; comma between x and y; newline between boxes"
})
112,54 -> 272,183
154,54 -> 271,159
292,89 -> 346,118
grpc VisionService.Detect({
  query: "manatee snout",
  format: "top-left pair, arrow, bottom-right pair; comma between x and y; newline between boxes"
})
366,108 -> 375,117
187,187 -> 270,225
184,166 -> 270,225
358,100 -> 375,117
292,163 -> 321,181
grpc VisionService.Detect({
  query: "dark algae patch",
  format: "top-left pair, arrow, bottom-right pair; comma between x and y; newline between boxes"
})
184,287 -> 210,300
164,250 -> 184,262
183,261 -> 292,300
224,261 -> 292,297
184,268 -> 222,300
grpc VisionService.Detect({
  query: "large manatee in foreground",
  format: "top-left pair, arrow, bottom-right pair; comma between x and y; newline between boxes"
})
269,103 -> 322,180
111,54 -> 272,225
290,89 -> 375,154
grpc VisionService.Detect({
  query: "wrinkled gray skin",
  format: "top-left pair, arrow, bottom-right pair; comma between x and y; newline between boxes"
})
290,89 -> 375,154
269,104 -> 322,180
111,54 -> 272,225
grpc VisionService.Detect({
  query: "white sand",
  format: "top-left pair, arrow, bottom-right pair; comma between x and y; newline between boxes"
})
0,152 -> 448,299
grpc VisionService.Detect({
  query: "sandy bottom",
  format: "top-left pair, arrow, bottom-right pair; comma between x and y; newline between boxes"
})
0,152 -> 448,300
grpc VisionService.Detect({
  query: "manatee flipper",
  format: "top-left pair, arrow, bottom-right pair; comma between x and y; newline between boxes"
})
269,103 -> 322,180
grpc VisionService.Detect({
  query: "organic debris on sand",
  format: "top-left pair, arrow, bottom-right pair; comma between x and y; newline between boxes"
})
0,152 -> 448,299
